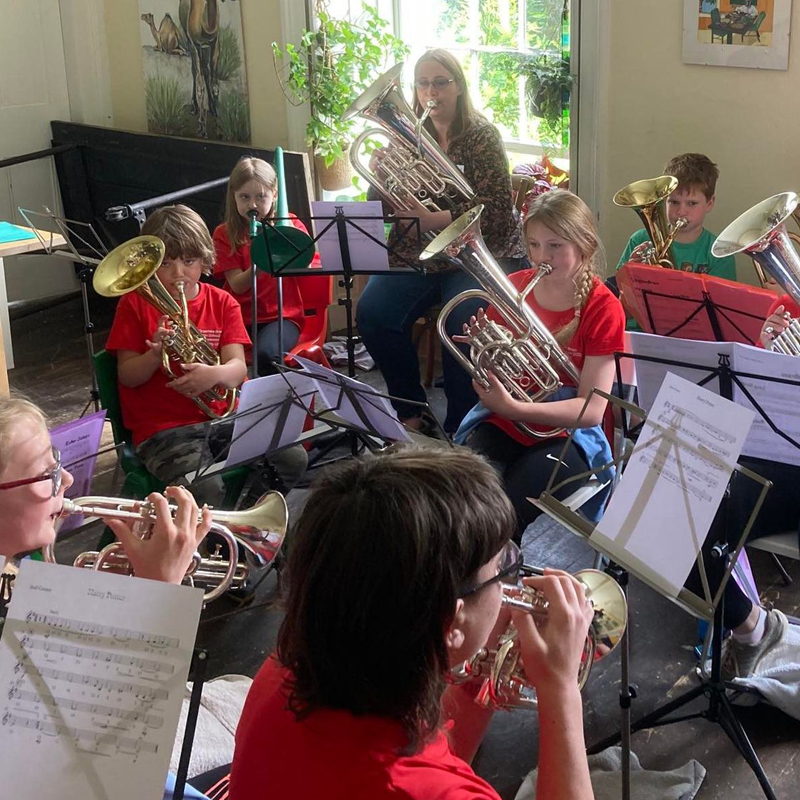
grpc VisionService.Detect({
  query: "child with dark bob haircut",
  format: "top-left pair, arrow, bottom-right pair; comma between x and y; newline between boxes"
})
229,446 -> 594,800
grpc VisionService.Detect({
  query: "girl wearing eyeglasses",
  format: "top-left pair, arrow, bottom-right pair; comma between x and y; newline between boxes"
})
0,396 -> 212,593
228,447 -> 594,800
357,49 -> 526,437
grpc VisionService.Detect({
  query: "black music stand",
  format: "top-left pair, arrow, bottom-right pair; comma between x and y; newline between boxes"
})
172,647 -> 208,800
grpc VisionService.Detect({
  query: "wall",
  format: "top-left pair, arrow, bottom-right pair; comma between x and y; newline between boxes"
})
593,0 -> 800,283
102,0 -> 291,149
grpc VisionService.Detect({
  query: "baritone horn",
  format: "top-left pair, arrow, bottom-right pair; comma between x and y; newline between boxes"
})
613,175 -> 687,269
422,205 -> 579,439
93,236 -> 237,418
43,492 -> 288,604
343,63 -> 475,215
712,192 -> 800,355
451,569 -> 627,710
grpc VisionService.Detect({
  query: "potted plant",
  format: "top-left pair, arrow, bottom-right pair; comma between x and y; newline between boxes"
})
521,54 -> 575,151
272,1 -> 408,191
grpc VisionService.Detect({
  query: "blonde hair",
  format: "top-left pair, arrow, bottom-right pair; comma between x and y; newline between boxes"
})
413,49 -> 485,140
523,189 -> 604,344
0,396 -> 48,478
140,204 -> 215,275
224,157 -> 278,254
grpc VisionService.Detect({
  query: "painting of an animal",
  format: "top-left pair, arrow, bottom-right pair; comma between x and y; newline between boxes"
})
141,12 -> 187,56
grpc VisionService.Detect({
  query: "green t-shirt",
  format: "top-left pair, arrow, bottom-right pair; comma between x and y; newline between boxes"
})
616,227 -> 737,281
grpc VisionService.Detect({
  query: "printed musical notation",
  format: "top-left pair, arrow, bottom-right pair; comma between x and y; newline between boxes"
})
0,560 -> 203,800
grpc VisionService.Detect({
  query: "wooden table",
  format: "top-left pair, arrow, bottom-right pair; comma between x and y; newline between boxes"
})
0,225 -> 67,394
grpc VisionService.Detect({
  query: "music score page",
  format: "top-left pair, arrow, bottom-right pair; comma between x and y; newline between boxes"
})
593,372 -> 754,598
0,560 -> 203,800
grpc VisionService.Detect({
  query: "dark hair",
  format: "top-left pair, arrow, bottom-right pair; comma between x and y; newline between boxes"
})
413,49 -> 485,140
276,446 -> 514,751
140,204 -> 215,274
663,153 -> 719,200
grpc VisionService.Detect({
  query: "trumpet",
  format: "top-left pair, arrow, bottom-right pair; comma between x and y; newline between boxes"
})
451,569 -> 627,710
42,492 -> 288,604
93,236 -> 237,418
613,176 -> 687,269
423,205 -> 579,439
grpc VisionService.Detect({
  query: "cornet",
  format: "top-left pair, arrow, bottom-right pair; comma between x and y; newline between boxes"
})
451,569 -> 627,710
42,492 -> 288,604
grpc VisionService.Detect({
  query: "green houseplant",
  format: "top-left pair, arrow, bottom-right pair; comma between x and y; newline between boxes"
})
521,54 -> 574,151
272,1 -> 408,190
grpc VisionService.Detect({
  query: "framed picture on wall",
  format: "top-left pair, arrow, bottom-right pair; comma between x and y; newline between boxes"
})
683,0 -> 792,69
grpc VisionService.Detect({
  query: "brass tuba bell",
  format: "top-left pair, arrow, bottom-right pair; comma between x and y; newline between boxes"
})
613,175 -> 687,269
93,235 -> 237,418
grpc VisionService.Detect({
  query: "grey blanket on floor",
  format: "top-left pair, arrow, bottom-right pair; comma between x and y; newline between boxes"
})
514,746 -> 705,800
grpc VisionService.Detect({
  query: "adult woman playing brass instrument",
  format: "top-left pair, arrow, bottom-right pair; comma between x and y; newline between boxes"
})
355,49 -> 526,435
228,447 -> 594,800
0,396 -> 210,616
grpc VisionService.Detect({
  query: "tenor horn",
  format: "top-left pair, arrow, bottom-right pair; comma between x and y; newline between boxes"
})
42,492 -> 288,604
343,63 -> 475,215
451,569 -> 627,710
712,192 -> 800,355
613,175 -> 687,269
93,236 -> 237,419
422,205 -> 579,439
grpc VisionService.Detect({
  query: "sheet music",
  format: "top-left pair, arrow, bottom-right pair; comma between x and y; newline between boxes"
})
0,560 -> 203,800
311,201 -> 390,272
292,356 -> 412,442
593,373 -> 754,598
731,343 -> 800,467
225,372 -> 318,467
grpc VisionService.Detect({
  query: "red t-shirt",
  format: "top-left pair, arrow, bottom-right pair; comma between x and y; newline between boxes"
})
105,283 -> 250,445
486,273 -> 625,444
213,215 -> 318,330
229,658 -> 501,800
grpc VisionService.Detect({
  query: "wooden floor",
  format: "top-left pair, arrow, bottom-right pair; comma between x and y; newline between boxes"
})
9,294 -> 800,799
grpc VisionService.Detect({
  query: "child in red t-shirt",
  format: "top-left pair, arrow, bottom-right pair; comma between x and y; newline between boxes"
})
213,157 -> 317,375
105,205 -> 307,507
456,189 -> 625,539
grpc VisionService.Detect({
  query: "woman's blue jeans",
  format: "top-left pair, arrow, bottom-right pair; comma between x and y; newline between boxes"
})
357,257 -> 526,433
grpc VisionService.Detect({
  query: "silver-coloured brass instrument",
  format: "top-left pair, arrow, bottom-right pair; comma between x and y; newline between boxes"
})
422,205 -> 579,439
712,192 -> 800,355
343,63 -> 475,215
451,569 -> 627,710
613,176 -> 687,269
42,492 -> 288,604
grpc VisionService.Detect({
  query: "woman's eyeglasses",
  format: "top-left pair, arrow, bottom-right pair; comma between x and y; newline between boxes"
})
461,540 -> 523,598
413,78 -> 455,90
0,447 -> 62,497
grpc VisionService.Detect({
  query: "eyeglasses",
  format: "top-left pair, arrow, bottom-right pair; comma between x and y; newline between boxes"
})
413,77 -> 455,90
461,540 -> 523,598
0,447 -> 62,497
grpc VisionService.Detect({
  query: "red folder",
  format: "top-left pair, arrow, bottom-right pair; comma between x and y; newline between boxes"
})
616,263 -> 776,345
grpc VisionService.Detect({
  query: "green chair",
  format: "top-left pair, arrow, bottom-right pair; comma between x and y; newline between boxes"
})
93,348 -> 249,508
745,11 -> 766,42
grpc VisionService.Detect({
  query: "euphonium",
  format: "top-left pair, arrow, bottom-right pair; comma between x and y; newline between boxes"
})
422,205 -> 579,439
93,236 -> 237,418
712,192 -> 800,355
343,63 -> 475,215
42,491 -> 288,604
451,569 -> 627,710
613,176 -> 687,269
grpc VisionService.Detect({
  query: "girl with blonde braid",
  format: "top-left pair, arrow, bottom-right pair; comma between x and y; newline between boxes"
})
456,189 -> 625,540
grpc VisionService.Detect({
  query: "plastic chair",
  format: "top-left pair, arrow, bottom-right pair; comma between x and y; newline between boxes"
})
286,273 -> 334,368
93,350 -> 248,505
748,532 -> 799,586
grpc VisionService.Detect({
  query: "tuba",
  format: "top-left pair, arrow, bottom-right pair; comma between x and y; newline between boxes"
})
343,63 -> 475,215
712,192 -> 800,355
93,236 -> 237,418
42,492 -> 288,604
451,569 -> 627,710
422,205 -> 579,439
613,176 -> 687,269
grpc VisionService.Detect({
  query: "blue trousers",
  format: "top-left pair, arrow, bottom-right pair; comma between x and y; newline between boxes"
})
255,319 -> 301,376
357,258 -> 526,432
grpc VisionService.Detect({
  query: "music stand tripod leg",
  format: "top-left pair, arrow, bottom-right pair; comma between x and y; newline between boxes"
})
78,265 -> 101,415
